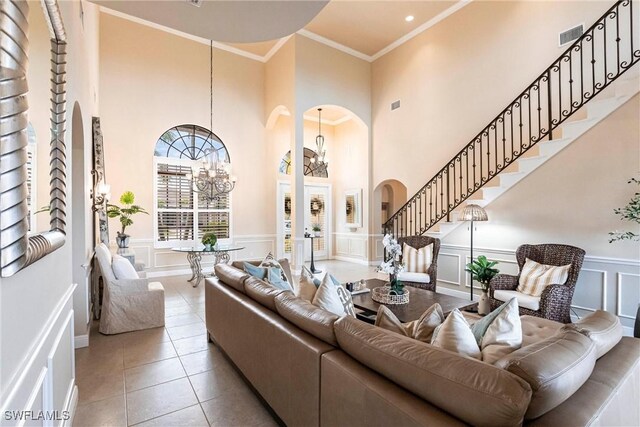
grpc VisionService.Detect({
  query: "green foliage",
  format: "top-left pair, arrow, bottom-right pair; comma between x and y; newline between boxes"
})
311,223 -> 322,232
202,232 -> 217,246
389,277 -> 405,295
107,191 -> 148,235
609,177 -> 640,243
465,255 -> 500,292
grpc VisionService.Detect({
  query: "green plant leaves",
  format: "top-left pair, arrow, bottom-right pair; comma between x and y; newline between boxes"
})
465,255 -> 500,290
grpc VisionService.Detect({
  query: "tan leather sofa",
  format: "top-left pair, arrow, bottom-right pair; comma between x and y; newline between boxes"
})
205,264 -> 640,427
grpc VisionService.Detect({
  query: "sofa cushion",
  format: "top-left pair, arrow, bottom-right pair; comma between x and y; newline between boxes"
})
334,316 -> 532,426
517,258 -> 571,297
244,277 -> 290,312
215,264 -> 250,294
471,298 -> 522,364
520,315 -> 563,347
375,303 -> 443,343
494,329 -> 596,419
431,309 -> 481,359
112,255 -> 139,280
297,265 -> 319,302
397,272 -> 431,284
312,274 -> 356,317
494,289 -> 540,311
402,242 -> 433,273
563,310 -> 622,359
243,262 -> 292,291
232,257 -> 294,287
275,293 -> 339,346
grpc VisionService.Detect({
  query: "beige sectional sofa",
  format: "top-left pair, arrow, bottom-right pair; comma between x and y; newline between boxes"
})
205,263 -> 640,427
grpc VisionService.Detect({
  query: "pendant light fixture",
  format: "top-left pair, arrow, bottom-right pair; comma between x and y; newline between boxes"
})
186,40 -> 237,201
310,108 -> 327,166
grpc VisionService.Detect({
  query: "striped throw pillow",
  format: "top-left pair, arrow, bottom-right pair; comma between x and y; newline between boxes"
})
402,243 -> 433,273
517,258 -> 571,297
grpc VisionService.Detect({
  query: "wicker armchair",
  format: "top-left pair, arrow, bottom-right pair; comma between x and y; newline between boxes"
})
489,244 -> 585,323
397,236 -> 440,292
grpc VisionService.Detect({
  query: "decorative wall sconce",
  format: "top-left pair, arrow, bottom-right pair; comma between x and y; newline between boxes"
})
91,173 -> 110,212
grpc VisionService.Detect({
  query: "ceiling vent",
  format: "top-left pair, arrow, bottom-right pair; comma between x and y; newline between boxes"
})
186,0 -> 203,7
559,24 -> 584,47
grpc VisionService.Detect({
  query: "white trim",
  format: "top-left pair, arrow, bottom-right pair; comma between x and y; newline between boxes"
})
616,272 -> 640,319
99,6 -> 265,63
302,113 -> 352,127
437,285 -> 476,301
74,334 -> 89,349
440,243 -> 640,267
147,268 -> 199,279
263,35 -> 292,62
0,283 -> 77,412
333,255 -> 370,266
296,29 -> 372,62
371,0 -> 473,61
62,386 -> 78,427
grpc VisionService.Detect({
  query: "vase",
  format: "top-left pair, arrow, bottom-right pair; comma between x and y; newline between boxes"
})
314,231 -> 321,237
116,233 -> 130,249
478,291 -> 491,315
204,244 -> 212,251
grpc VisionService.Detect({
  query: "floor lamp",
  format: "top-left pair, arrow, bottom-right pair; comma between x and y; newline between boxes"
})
459,204 -> 488,303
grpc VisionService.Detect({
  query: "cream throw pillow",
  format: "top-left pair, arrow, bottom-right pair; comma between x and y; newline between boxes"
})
402,243 -> 433,273
112,255 -> 139,280
471,298 -> 522,364
517,258 -> 571,297
431,309 -> 481,360
375,303 -> 444,343
296,266 -> 318,302
312,274 -> 356,317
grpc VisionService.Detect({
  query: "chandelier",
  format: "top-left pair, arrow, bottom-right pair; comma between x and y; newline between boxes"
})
186,40 -> 237,201
310,108 -> 327,166
186,148 -> 236,201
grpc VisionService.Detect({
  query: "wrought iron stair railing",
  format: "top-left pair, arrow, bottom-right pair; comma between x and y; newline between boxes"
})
383,0 -> 640,239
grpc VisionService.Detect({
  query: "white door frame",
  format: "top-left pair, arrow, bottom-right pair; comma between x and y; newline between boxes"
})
277,180 -> 332,261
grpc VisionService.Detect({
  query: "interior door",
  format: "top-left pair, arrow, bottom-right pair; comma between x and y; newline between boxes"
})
277,183 -> 331,261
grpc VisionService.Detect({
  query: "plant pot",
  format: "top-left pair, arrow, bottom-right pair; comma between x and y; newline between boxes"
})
314,231 -> 321,237
116,233 -> 130,249
478,291 -> 491,315
204,244 -> 212,251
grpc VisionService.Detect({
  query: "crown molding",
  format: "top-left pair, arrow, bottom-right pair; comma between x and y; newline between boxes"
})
370,0 -> 472,61
99,6 -> 266,63
99,0 -> 471,65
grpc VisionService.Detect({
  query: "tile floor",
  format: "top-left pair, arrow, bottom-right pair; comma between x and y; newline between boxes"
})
73,260 -> 377,427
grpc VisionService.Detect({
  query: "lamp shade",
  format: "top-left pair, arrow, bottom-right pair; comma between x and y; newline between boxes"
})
459,204 -> 488,221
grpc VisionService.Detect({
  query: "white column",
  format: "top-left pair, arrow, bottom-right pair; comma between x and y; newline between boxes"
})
290,111 -> 306,270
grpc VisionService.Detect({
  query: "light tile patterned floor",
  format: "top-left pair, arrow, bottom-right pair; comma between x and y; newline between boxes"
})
73,260 -> 377,427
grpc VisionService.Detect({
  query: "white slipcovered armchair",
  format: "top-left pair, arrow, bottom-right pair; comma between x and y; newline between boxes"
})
95,243 -> 165,334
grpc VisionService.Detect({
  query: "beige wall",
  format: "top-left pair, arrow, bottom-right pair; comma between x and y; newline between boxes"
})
100,13 -> 272,266
0,0 -> 100,414
371,0 -> 612,194
444,95 -> 640,259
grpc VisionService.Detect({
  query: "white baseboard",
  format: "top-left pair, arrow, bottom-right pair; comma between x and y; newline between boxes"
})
332,256 -> 371,266
436,285 -> 477,301
74,334 -> 89,349
147,268 -> 194,278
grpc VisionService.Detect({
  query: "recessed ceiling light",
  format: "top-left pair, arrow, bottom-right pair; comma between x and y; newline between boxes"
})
405,15 -> 414,22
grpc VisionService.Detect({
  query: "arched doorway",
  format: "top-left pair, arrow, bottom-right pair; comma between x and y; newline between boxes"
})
373,179 -> 408,233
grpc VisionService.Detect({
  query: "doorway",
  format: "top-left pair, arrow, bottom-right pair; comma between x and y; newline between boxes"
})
277,182 -> 332,261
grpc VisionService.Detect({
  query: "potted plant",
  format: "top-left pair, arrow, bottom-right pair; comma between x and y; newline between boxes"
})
465,255 -> 500,315
311,223 -> 322,237
609,177 -> 639,243
107,191 -> 148,248
202,232 -> 217,251
373,234 -> 409,304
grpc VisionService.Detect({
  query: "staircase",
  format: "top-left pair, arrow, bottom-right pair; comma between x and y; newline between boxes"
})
384,0 -> 640,240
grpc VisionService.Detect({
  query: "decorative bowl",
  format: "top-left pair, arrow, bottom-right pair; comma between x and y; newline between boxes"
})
371,286 -> 410,305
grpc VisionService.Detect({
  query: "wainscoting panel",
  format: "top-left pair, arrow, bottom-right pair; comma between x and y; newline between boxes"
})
437,244 -> 640,333
333,233 -> 369,263
0,284 -> 77,426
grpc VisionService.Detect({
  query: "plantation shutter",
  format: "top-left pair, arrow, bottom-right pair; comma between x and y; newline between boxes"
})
156,162 -> 195,241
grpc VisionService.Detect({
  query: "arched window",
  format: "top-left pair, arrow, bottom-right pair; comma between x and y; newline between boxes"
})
153,124 -> 231,246
279,148 -> 328,178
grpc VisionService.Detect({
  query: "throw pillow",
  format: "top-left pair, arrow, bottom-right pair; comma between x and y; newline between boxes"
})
402,243 -> 433,273
470,298 -> 522,364
431,309 -> 481,360
297,266 -> 319,302
259,252 -> 291,285
312,273 -> 356,317
375,303 -> 444,343
517,258 -> 571,297
243,262 -> 292,292
112,255 -> 139,280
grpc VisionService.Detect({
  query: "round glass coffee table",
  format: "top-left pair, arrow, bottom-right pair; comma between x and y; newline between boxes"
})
171,246 -> 244,287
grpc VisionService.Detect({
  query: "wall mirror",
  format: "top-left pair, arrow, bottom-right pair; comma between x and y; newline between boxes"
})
344,189 -> 362,229
0,0 -> 68,277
